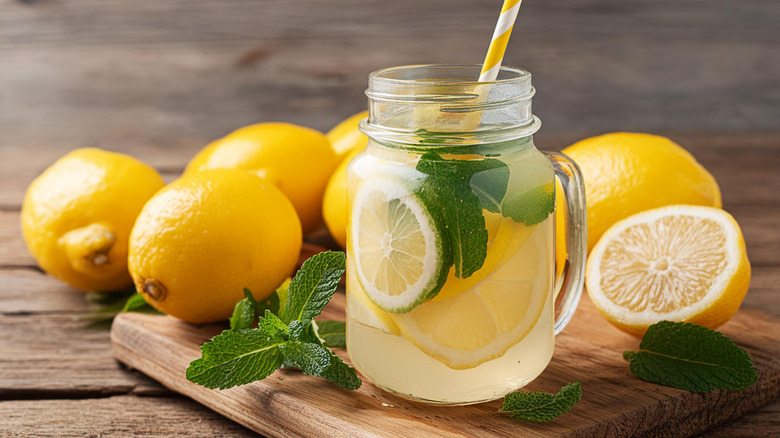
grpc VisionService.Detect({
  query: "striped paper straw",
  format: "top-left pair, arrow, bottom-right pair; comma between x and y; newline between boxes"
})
479,0 -> 523,82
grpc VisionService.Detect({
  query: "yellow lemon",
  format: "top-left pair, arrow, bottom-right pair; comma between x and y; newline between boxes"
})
562,133 -> 721,252
554,178 -> 566,282
185,123 -> 338,235
21,148 -> 164,292
326,111 -> 368,162
322,147 -> 363,248
128,169 -> 302,324
586,205 -> 750,337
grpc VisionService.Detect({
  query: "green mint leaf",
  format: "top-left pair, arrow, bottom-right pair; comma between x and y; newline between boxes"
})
280,341 -> 333,376
500,382 -> 582,423
230,289 -> 259,330
271,278 -> 291,315
287,319 -> 304,342
281,251 -> 346,324
416,151 -> 488,278
186,329 -> 285,389
502,182 -> 555,226
188,253 -> 361,392
460,159 -> 509,214
257,290 -> 281,317
257,310 -> 289,341
121,292 -> 154,313
81,291 -> 161,327
314,320 -> 346,349
297,323 -> 361,390
624,321 -> 757,392
230,287 -> 284,330
320,352 -> 362,390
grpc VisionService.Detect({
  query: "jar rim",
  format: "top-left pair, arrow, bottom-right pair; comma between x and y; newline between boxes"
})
369,64 -> 531,87
362,64 -> 539,147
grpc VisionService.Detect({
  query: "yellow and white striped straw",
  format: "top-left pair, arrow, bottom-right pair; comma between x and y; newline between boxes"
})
479,0 -> 523,82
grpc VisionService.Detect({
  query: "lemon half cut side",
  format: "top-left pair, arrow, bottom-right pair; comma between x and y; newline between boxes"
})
586,205 -> 751,337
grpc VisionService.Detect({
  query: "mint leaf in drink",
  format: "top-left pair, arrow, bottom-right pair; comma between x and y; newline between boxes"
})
186,329 -> 286,389
461,159 -> 509,214
314,320 -> 346,349
281,251 -> 346,324
624,321 -> 757,392
502,182 -> 555,226
187,251 -> 360,391
500,382 -> 582,423
416,151 -> 493,278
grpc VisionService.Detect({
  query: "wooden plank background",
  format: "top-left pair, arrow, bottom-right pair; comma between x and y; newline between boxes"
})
1,0 -> 778,436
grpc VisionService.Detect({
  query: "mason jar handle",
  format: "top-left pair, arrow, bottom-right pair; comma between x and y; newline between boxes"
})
543,151 -> 587,335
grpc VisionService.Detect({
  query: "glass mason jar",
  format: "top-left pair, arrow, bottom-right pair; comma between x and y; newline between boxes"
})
345,65 -> 586,405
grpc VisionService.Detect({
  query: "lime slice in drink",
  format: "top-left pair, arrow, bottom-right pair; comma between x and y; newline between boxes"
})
350,178 -> 449,314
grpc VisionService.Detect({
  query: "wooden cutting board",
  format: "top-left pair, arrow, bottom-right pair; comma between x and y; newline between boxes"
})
111,292 -> 780,437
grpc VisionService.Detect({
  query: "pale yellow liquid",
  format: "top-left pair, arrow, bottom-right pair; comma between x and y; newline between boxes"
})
346,143 -> 556,405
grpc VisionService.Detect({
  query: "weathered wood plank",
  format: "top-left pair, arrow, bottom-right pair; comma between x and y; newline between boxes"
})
0,312 -> 165,399
0,268 -> 97,314
0,210 -> 32,267
111,293 -> 780,438
0,0 -> 777,146
0,395 -> 255,437
703,402 -> 780,437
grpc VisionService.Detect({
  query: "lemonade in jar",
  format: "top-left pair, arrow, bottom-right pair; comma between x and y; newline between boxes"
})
345,65 -> 587,405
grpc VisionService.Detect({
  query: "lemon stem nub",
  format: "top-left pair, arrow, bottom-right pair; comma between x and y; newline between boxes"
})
142,279 -> 167,301
60,223 -> 116,273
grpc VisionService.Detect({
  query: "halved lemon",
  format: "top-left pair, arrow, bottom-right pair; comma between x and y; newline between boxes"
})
391,228 -> 550,369
586,205 -> 751,337
350,178 -> 449,313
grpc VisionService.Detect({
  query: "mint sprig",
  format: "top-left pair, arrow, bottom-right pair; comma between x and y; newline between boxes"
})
500,382 -> 582,423
624,321 -> 757,392
186,251 -> 361,391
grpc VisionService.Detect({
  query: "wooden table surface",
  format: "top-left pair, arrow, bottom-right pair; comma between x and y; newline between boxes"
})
1,1 -> 778,436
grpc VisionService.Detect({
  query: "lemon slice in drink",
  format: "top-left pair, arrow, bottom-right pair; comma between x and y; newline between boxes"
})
391,229 -> 550,369
586,205 -> 751,337
351,178 -> 449,314
346,262 -> 401,335
433,212 -> 535,302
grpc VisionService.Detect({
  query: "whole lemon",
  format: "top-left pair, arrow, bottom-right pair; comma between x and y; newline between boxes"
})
562,133 -> 721,252
128,169 -> 302,324
185,123 -> 338,235
326,111 -> 368,162
21,148 -> 164,292
554,178 -> 566,282
322,147 -> 363,248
